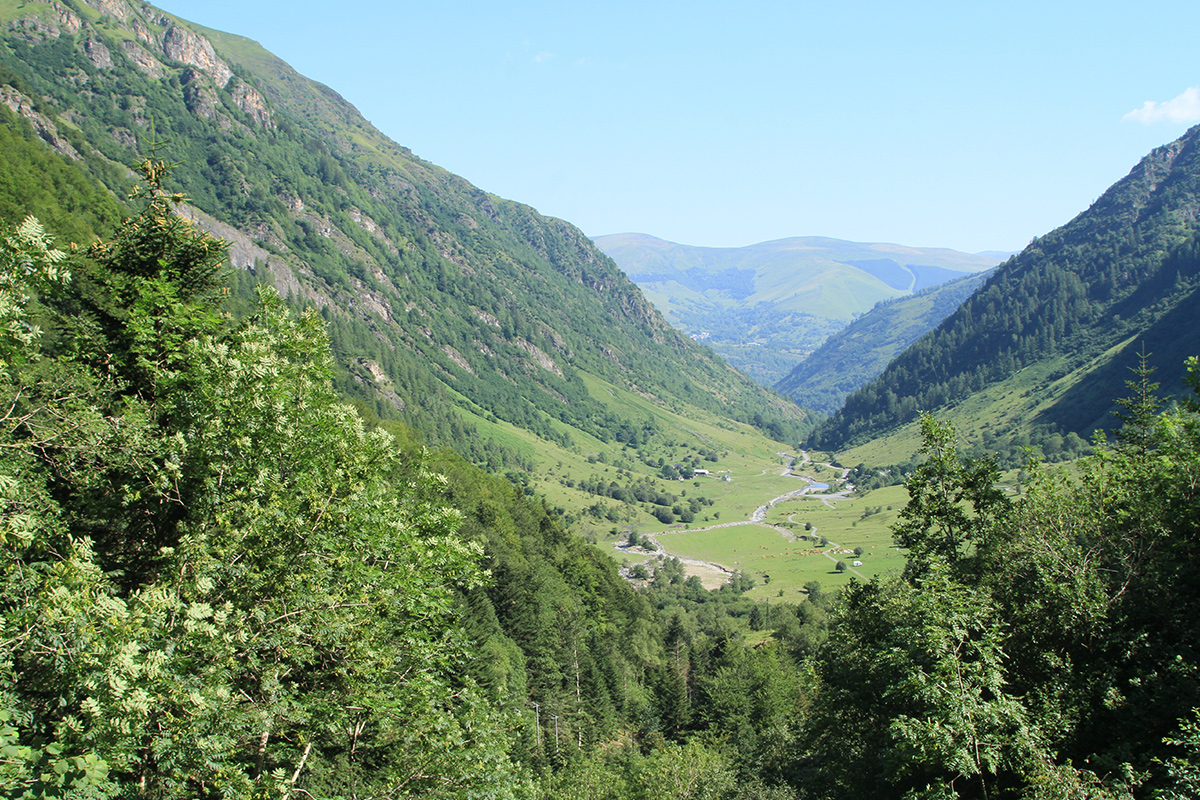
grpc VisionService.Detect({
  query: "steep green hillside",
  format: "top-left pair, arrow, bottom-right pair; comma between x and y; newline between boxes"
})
1,157 -> 832,797
809,123 -> 1200,451
0,0 -> 809,527
775,269 -> 993,413
595,232 -> 1000,384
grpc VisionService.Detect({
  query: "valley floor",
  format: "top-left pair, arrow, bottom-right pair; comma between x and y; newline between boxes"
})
619,452 -> 904,595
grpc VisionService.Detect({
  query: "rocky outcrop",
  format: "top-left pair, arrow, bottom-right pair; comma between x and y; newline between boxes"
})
83,36 -> 112,69
162,25 -> 232,88
515,339 -> 564,377
180,69 -> 219,118
130,16 -> 157,47
442,346 -> 476,375
6,3 -> 82,41
175,203 -> 302,301
79,0 -> 133,22
119,41 -> 165,78
51,2 -> 82,33
0,85 -> 80,159
228,79 -> 274,129
348,208 -> 399,254
353,359 -> 405,412
348,207 -> 380,235
474,309 -> 501,328
110,127 -> 137,150
347,277 -> 394,321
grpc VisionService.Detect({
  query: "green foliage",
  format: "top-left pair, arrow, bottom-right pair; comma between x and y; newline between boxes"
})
892,414 -> 1009,576
1157,709 -> 1200,800
804,569 -> 1043,800
0,104 -> 127,242
11,10 -> 1200,800
0,7 -> 809,486
598,233 -> 997,388
536,738 -> 789,800
802,364 -> 1200,799
1,173 -> 521,796
776,270 -> 991,414
0,215 -> 69,377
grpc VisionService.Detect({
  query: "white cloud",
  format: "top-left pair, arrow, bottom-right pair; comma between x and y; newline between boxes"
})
533,51 -> 555,63
1123,86 -> 1200,124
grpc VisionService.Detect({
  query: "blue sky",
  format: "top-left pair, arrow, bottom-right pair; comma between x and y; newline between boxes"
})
159,0 -> 1200,254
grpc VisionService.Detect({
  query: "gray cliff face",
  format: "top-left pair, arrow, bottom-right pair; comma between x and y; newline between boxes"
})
80,0 -> 133,22
6,2 -> 81,41
0,85 -> 80,159
5,0 -> 275,130
228,79 -> 275,130
82,35 -> 112,69
180,68 -> 220,118
162,24 -> 234,88
120,40 -> 166,79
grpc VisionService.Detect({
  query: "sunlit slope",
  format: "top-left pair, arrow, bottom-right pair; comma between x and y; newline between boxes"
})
810,123 -> 1200,451
0,0 -> 811,526
775,269 -> 993,413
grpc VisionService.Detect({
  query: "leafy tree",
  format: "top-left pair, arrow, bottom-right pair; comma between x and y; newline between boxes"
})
892,413 -> 1009,578
1157,709 -> 1200,800
1,166 -> 522,797
800,363 -> 1200,799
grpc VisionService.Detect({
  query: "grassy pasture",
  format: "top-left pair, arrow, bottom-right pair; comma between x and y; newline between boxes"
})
654,483 -> 910,599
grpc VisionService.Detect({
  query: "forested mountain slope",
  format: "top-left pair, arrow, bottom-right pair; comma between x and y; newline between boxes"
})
809,122 -> 1200,450
0,0 -> 808,478
595,232 -> 1000,385
12,179 -> 1200,796
2,160 -> 831,797
774,269 -> 993,413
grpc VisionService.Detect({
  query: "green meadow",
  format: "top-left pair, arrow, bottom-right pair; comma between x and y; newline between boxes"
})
654,483 -> 910,599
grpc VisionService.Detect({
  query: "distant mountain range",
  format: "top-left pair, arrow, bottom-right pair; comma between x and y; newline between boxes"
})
594,233 -> 1003,385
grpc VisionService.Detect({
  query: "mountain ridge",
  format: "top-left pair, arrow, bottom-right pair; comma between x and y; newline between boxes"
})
810,122 -> 1200,452
0,0 -> 809,524
774,268 -> 995,414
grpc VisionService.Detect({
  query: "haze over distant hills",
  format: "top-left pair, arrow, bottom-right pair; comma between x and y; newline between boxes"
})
594,232 -> 1003,385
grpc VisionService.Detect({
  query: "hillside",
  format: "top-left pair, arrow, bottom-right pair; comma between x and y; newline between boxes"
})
810,122 -> 1200,453
594,232 -> 1001,384
0,0 -> 809,528
774,268 -> 994,414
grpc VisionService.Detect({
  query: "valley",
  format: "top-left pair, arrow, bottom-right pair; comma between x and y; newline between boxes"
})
3,1 -> 1200,798
620,450 -> 909,596
595,232 -> 1002,386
